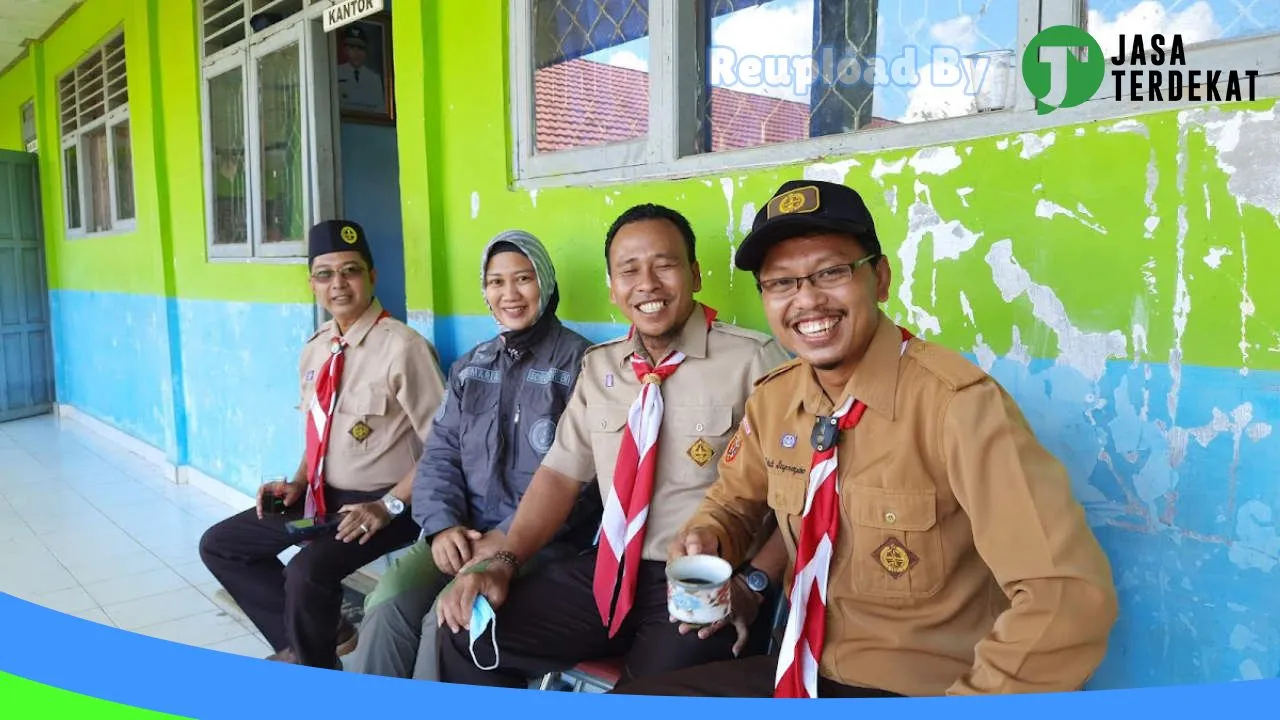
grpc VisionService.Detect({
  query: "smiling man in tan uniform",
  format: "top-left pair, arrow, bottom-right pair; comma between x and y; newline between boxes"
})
200,219 -> 447,670
433,203 -> 792,690
615,180 -> 1118,698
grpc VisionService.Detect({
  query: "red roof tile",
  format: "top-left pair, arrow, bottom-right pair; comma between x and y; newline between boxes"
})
533,59 -> 898,154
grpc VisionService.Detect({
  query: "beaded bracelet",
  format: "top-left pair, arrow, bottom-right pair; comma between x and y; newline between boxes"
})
492,550 -> 520,570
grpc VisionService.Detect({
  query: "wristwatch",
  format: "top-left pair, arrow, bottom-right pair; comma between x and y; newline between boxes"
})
381,493 -> 405,518
738,563 -> 771,599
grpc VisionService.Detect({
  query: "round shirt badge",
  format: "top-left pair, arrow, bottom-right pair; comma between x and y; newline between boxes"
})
529,417 -> 557,455
340,225 -> 359,244
781,433 -> 797,449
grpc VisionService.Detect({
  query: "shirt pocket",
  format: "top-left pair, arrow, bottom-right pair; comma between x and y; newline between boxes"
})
334,385 -> 390,455
586,404 -> 629,484
766,470 -> 806,562
663,404 -> 735,480
846,485 -> 944,600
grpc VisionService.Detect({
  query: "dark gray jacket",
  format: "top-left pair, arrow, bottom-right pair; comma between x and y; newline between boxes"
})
412,318 -> 600,550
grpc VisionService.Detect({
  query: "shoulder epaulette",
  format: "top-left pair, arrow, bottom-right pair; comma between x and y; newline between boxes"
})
711,320 -> 776,346
581,333 -> 629,358
753,356 -> 803,387
908,340 -> 987,391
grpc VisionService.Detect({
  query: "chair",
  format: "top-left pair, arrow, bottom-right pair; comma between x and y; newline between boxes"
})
536,594 -> 789,693
538,657 -> 625,692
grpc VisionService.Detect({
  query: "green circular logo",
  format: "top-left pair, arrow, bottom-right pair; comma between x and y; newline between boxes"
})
1022,25 -> 1106,114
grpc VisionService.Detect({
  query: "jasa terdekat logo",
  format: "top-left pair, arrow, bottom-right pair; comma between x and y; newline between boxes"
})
1022,25 -> 1260,115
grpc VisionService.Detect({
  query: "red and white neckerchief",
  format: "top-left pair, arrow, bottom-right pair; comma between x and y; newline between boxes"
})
303,309 -> 389,519
774,325 -> 914,698
594,305 -> 718,637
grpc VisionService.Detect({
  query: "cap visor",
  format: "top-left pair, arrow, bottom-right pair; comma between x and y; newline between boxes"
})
735,216 -> 872,271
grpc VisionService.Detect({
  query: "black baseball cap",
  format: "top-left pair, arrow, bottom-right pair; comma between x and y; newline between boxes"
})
735,179 -> 881,273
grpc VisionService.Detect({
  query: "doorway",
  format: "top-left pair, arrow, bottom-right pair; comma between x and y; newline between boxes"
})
330,4 -> 406,324
0,150 -> 55,422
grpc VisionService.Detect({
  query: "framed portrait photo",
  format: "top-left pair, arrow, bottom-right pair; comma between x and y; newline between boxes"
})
334,15 -> 394,124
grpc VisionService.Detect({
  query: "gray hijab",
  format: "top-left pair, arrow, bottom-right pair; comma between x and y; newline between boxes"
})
480,231 -> 561,355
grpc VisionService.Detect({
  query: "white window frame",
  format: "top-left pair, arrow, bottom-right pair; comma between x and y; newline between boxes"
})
509,0 -> 1280,189
199,0 -> 337,263
20,99 -> 37,154
57,28 -> 136,237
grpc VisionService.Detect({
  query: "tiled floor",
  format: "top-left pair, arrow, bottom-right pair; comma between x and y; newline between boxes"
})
0,413 -> 274,660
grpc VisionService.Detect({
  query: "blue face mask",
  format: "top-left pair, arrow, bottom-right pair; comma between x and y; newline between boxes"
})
469,594 -> 500,671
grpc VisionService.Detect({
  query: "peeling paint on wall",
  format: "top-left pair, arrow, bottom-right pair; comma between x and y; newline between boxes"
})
804,157 -> 861,184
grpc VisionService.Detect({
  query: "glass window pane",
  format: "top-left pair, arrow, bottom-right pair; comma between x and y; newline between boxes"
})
64,146 -> 81,229
209,68 -> 248,246
21,102 -> 36,146
112,120 -> 135,220
700,0 -> 1018,152
257,44 -> 305,245
1086,0 -> 1280,54
84,127 -> 112,233
532,0 -> 651,152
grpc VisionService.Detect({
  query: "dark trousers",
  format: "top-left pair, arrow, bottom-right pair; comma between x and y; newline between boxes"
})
610,653 -> 905,698
438,550 -> 744,689
198,486 -> 419,668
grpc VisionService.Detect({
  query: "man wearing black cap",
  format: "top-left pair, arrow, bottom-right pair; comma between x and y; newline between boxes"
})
614,180 -> 1119,697
200,219 -> 447,670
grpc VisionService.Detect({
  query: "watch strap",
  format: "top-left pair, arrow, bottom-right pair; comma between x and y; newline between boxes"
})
381,493 -> 404,517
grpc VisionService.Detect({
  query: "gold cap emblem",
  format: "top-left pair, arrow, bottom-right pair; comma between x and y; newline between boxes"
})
767,185 -> 820,219
340,225 -> 359,244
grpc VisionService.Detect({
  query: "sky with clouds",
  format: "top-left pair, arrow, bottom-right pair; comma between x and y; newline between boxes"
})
582,0 -> 1277,126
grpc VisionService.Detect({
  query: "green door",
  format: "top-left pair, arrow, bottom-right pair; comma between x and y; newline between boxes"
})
0,150 -> 54,422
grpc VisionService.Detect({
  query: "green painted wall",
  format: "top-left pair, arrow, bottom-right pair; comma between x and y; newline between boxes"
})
152,0 -> 313,306
0,56 -> 35,151
5,0 -> 1275,374
19,0 -> 166,297
2,0 -> 311,305
404,1 -> 1279,375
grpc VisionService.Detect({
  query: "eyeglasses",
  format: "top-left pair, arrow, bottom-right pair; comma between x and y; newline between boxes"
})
310,265 -> 367,283
756,254 -> 879,297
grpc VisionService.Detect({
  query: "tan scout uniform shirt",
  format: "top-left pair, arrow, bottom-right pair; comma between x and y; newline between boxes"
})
687,311 -> 1118,697
541,302 -> 791,562
298,299 -> 447,494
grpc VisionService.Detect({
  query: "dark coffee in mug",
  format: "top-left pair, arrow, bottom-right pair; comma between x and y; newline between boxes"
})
676,576 -> 714,586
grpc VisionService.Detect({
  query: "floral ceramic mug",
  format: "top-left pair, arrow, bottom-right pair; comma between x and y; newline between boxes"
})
666,554 -> 733,626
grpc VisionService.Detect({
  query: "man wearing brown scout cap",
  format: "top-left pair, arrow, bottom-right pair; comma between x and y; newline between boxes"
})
614,180 -> 1119,698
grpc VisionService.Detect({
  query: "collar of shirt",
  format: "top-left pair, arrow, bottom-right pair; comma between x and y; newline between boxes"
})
332,298 -> 386,348
621,301 -> 711,369
792,309 -> 904,421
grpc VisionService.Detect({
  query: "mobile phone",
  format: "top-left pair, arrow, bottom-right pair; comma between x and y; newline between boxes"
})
285,513 -> 346,540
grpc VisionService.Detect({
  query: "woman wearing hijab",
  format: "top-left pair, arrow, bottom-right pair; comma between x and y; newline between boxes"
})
346,230 -> 602,679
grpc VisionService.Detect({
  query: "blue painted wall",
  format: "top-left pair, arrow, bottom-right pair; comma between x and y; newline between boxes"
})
982,356 -> 1280,688
45,292 -> 1280,688
177,298 -> 316,498
340,122 -> 406,324
50,290 -> 177,459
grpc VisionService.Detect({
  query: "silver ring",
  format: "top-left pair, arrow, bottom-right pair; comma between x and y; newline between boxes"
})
359,523 -> 369,533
